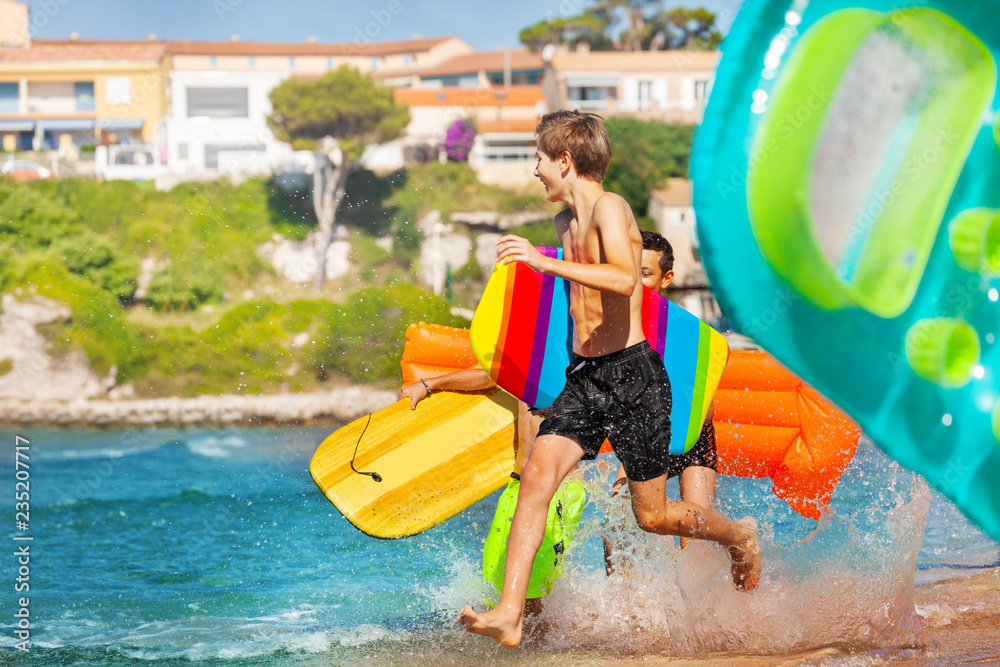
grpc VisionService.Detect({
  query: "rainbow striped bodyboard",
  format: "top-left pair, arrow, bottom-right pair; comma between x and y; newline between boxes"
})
470,247 -> 730,454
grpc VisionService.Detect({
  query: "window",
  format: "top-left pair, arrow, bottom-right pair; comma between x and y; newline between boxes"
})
638,81 -> 653,109
178,142 -> 189,160
186,87 -> 249,117
248,56 -> 256,68
105,77 -> 132,104
0,82 -> 17,113
204,143 -> 266,169
371,56 -> 379,71
694,79 -> 711,101
288,56 -> 296,68
326,57 -> 334,70
403,54 -> 411,66
568,86 -> 610,108
209,56 -> 217,68
74,82 -> 95,111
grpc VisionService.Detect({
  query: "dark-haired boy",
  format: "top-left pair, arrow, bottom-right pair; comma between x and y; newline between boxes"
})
459,110 -> 760,647
604,231 -> 720,575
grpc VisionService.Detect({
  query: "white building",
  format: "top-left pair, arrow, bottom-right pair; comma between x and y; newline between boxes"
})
162,37 -> 473,180
165,68 -> 295,178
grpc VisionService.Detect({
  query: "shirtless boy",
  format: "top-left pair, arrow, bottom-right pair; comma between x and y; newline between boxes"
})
459,110 -> 760,647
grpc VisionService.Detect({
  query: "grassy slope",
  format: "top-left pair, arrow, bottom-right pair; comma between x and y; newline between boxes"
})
0,163 -> 554,397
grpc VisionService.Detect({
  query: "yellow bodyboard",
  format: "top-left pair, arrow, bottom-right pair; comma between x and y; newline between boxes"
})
309,388 -> 518,539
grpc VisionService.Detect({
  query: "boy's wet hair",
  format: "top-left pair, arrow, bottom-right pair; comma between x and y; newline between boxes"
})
535,110 -> 612,182
642,230 -> 674,274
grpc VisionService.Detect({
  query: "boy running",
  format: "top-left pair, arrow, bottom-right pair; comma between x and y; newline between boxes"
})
459,110 -> 760,647
400,371 -> 585,619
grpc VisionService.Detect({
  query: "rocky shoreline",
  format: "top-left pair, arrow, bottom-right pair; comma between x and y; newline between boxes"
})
0,385 -> 398,430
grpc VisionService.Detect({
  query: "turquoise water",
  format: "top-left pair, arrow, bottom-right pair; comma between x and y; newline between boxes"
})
0,426 -> 997,665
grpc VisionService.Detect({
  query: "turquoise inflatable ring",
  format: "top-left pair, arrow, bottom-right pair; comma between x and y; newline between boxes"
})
693,0 -> 1000,542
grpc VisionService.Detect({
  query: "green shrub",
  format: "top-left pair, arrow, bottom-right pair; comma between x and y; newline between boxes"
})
0,181 -> 78,247
455,257 -> 483,282
603,118 -> 694,215
309,283 -> 464,382
505,219 -> 559,248
144,260 -> 226,312
54,234 -> 140,300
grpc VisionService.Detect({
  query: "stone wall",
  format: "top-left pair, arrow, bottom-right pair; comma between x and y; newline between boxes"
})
0,387 -> 396,429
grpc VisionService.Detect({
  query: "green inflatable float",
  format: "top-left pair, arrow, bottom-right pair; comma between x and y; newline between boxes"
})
693,1 -> 1000,542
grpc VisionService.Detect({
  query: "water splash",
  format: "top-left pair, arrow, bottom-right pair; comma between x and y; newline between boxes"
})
422,458 -> 930,658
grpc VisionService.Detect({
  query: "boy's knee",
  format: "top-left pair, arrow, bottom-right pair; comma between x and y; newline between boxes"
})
633,507 -> 666,533
518,465 -> 558,500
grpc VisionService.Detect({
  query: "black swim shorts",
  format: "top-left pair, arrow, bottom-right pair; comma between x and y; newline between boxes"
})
665,419 -> 717,479
537,340 -> 672,482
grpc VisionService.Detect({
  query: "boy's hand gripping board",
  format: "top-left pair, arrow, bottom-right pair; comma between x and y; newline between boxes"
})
692,1 -> 1000,540
470,247 -> 729,455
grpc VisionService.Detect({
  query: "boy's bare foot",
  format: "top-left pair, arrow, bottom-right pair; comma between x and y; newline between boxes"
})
728,517 -> 761,592
459,605 -> 523,647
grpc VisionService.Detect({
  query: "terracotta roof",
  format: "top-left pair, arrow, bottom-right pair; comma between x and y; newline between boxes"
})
477,119 -> 539,134
0,40 -> 167,63
411,49 -> 544,78
394,85 -> 544,107
166,36 -> 457,57
651,177 -> 692,206
551,49 -> 719,72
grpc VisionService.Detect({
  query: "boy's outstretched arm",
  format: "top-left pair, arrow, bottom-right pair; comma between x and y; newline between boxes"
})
496,197 -> 638,297
399,367 -> 495,409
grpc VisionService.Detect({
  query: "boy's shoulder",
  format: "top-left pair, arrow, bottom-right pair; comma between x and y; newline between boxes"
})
593,192 -> 631,215
593,193 -> 636,230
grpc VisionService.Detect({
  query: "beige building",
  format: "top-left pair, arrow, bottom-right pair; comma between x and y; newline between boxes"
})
0,40 -> 169,153
545,47 -> 720,124
0,1 -> 169,154
380,48 -> 544,89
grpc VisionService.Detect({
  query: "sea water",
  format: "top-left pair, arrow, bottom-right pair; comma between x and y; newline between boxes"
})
0,426 -> 996,665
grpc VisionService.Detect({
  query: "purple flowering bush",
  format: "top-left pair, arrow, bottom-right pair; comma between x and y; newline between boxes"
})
444,118 -> 476,162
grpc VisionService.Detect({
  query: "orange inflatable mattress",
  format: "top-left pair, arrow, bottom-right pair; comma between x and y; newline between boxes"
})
400,323 -> 861,520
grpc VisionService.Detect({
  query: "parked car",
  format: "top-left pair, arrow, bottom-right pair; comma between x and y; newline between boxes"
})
1,159 -> 52,180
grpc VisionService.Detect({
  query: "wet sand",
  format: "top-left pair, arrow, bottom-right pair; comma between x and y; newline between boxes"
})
897,567 -> 1000,666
